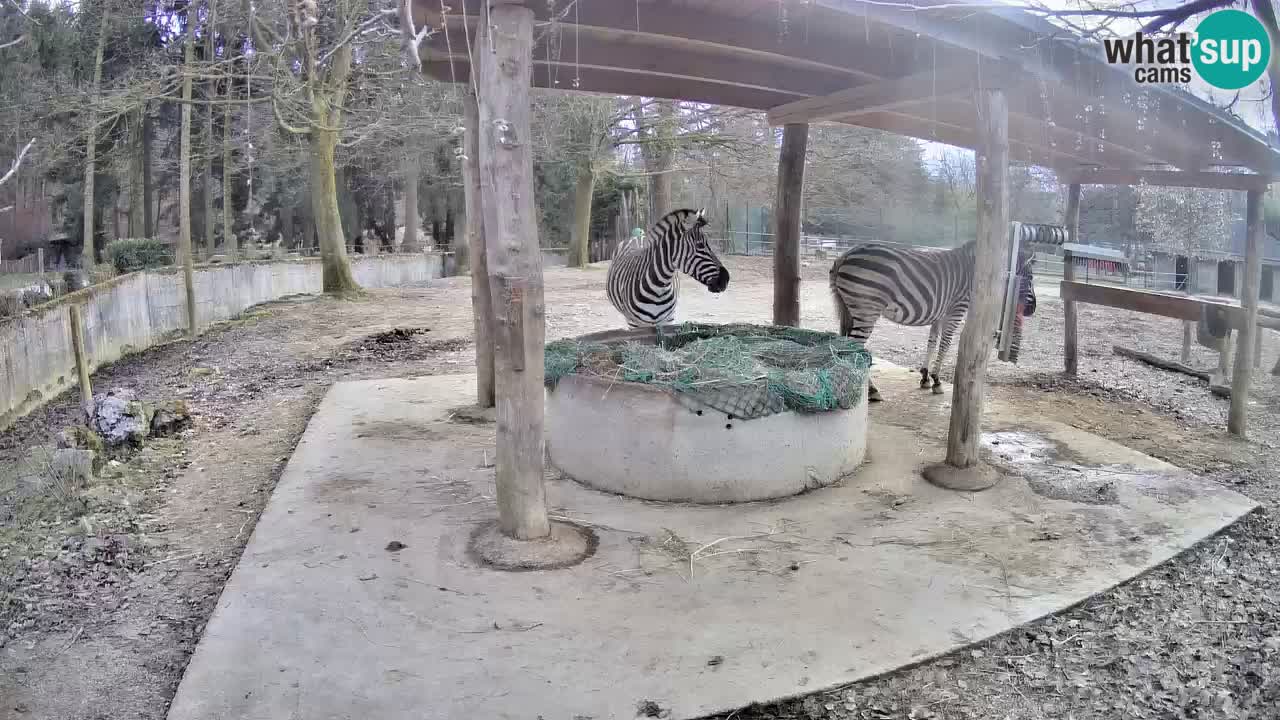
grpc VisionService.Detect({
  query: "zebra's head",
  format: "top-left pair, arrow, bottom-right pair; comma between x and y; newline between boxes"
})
672,208 -> 730,293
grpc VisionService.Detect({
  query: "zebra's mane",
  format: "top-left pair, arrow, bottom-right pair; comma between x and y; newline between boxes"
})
611,209 -> 702,261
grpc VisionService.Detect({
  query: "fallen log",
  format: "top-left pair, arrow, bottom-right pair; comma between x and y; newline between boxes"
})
1113,345 -> 1211,382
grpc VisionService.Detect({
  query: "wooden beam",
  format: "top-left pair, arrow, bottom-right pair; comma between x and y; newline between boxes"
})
426,24 -> 861,102
1113,345 -> 1212,382
946,88 -> 1010,471
475,5 -> 550,541
1062,183 -> 1081,376
838,0 -> 1226,171
1229,188 -> 1265,436
1059,281 -> 1280,331
425,1 -> 904,83
421,60 -> 803,112
766,64 -> 1015,126
772,123 -> 807,326
462,88 -> 495,409
1062,169 -> 1273,192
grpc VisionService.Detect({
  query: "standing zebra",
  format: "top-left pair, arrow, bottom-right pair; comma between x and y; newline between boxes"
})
829,240 -> 1037,401
607,208 -> 731,328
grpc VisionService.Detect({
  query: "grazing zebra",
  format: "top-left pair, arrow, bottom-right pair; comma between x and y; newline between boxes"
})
606,208 -> 731,328
829,240 -> 1037,401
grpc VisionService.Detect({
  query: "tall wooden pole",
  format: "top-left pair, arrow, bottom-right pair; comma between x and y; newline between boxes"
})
1229,187 -> 1266,436
178,0 -> 198,338
772,123 -> 808,327
1062,183 -> 1081,375
69,305 -> 93,415
476,3 -> 550,540
945,89 -> 1010,469
463,88 -> 495,408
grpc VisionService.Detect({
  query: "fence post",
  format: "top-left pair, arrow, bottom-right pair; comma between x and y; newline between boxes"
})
69,304 -> 93,415
37,247 -> 44,277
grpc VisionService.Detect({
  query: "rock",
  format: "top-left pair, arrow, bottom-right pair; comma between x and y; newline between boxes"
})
90,390 -> 150,448
189,367 -> 215,378
56,425 -> 105,471
150,400 -> 192,438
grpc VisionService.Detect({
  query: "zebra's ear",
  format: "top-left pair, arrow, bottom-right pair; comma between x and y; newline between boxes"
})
694,208 -> 708,226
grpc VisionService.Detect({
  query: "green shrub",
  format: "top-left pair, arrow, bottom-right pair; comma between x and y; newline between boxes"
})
106,238 -> 173,274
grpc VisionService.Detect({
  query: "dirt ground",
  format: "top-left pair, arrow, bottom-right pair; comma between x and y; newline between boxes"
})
2,256 -> 1279,720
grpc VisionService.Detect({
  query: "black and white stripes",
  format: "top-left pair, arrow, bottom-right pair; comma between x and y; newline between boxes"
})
829,240 -> 1038,401
606,208 -> 730,328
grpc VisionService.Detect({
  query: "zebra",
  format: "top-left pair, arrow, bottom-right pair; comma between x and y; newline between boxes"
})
606,208 -> 731,328
828,240 -> 1038,402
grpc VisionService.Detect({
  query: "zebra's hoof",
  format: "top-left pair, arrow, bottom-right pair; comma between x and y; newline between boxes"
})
868,388 -> 883,403
931,384 -> 945,395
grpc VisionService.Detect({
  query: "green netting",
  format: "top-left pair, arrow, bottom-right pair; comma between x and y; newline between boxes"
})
544,322 -> 873,420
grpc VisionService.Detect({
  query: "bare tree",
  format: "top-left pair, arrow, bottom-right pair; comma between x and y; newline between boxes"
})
253,0 -> 401,293
81,2 -> 111,269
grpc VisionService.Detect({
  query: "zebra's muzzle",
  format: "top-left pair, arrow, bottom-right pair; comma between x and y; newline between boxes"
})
706,267 -> 730,293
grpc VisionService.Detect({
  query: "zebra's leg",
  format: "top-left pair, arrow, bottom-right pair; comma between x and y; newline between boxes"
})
921,321 -> 942,389
929,305 -> 968,394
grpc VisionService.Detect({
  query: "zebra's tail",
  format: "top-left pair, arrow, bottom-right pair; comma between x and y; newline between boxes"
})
829,267 -> 854,337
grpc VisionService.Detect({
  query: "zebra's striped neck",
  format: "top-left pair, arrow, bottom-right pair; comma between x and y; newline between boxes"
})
640,221 -> 684,282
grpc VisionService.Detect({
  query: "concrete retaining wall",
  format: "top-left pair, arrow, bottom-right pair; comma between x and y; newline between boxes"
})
0,254 -> 443,428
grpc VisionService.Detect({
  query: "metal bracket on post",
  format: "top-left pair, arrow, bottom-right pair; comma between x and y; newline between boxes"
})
996,221 -> 1023,360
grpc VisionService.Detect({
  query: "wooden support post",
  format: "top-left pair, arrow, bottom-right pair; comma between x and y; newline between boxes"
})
1229,187 -> 1265,436
1255,329 -> 1263,369
69,305 -> 93,415
463,88 -> 495,408
772,123 -> 807,326
1062,182 -> 1081,375
944,89 -> 1010,471
475,3 -> 551,541
37,247 -> 44,277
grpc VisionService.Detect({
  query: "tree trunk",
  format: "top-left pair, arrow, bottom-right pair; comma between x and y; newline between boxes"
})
945,89 -> 1009,470
202,2 -> 216,255
143,107 -> 154,238
179,2 -> 198,337
223,81 -> 236,256
568,159 -> 595,268
310,128 -> 359,293
476,8 -> 550,540
772,123 -> 808,327
643,100 -> 675,222
128,108 -> 146,237
81,5 -> 110,269
402,151 -> 419,252
463,89 -> 494,407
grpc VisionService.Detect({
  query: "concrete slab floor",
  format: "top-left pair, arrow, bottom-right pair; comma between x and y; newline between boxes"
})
166,367 -> 1257,720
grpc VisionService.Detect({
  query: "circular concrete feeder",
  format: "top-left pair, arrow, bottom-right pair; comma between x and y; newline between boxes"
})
545,327 -> 870,504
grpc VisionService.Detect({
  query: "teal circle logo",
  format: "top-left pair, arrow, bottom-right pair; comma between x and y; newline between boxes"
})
1192,9 -> 1271,90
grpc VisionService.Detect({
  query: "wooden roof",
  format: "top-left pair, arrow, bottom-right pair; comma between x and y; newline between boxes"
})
415,0 -> 1280,180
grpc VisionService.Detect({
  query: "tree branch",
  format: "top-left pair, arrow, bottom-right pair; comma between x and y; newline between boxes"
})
396,0 -> 433,70
0,34 -> 26,51
271,92 -> 312,136
0,137 -> 35,188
